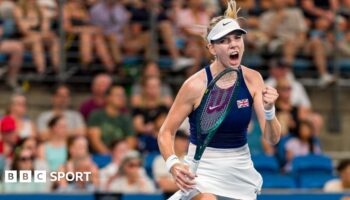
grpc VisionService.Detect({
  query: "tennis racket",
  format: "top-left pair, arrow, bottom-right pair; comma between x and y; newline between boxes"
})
168,66 -> 241,200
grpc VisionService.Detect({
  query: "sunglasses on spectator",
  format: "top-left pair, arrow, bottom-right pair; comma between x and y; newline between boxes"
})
126,162 -> 141,168
278,86 -> 292,91
19,156 -> 35,162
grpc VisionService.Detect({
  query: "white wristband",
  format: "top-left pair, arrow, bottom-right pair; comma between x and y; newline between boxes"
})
165,155 -> 180,172
264,106 -> 275,120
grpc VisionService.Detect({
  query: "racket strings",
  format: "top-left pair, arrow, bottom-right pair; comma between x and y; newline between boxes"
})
199,71 -> 239,134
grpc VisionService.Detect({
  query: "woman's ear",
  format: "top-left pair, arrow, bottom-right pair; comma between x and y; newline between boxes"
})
207,43 -> 216,56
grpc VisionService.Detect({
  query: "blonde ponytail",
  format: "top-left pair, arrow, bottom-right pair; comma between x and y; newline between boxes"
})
224,0 -> 240,19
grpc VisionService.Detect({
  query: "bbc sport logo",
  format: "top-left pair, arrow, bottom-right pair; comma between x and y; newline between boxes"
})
4,170 -> 92,183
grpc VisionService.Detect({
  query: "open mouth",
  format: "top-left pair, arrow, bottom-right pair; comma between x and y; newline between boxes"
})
229,52 -> 239,61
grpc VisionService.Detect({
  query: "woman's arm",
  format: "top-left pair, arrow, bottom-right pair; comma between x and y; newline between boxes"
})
253,72 -> 281,145
158,76 -> 204,191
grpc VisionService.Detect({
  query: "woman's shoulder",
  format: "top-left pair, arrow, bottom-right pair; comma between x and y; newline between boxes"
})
181,69 -> 207,94
241,65 -> 263,82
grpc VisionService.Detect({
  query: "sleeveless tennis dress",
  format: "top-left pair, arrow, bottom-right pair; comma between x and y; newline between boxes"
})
186,66 -> 263,199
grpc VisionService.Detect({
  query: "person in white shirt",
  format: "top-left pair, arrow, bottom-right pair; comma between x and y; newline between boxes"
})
324,159 -> 350,192
265,58 -> 323,135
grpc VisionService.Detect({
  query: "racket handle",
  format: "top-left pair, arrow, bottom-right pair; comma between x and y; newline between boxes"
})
167,190 -> 183,200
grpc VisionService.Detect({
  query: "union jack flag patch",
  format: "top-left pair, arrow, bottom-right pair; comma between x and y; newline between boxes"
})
237,99 -> 250,109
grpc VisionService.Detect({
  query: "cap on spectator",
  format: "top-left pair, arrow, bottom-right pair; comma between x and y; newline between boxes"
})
269,58 -> 291,69
118,150 -> 142,174
0,116 -> 16,134
207,18 -> 247,42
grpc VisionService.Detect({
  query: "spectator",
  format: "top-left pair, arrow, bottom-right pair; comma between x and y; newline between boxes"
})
79,74 -> 112,121
284,120 -> 322,172
0,19 -> 24,90
37,115 -> 68,171
259,0 -> 334,86
99,139 -> 130,190
300,0 -> 339,26
17,137 -> 49,171
90,0 -> 130,65
131,61 -> 173,108
132,76 -> 169,136
136,106 -> 168,153
63,0 -> 115,72
37,84 -> 86,141
0,115 -> 19,160
107,150 -> 156,193
175,0 -> 211,75
339,30 -> 350,57
275,77 -> 323,135
14,0 -> 60,73
152,130 -> 189,194
6,94 -> 36,138
88,85 -> 135,154
3,147 -> 50,193
324,159 -> 350,192
265,58 -> 311,108
57,136 -> 99,192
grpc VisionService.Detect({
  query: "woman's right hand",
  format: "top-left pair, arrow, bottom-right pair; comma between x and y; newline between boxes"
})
170,163 -> 196,192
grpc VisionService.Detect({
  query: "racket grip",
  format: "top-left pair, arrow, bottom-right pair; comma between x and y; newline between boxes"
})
189,159 -> 199,175
167,190 -> 183,200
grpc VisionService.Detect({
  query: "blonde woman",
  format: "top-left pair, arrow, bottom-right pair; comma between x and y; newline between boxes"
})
158,0 -> 281,199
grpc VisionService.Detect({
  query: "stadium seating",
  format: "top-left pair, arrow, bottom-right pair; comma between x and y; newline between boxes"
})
292,154 -> 333,188
92,154 -> 112,169
144,152 -> 160,179
252,154 -> 279,174
262,174 -> 297,189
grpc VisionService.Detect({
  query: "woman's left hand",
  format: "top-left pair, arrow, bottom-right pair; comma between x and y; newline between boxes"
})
262,86 -> 279,110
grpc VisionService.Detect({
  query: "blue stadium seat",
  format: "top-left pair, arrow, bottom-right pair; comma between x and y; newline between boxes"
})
144,152 -> 160,179
292,154 -> 333,175
262,174 -> 297,189
92,154 -> 112,169
299,174 -> 335,189
121,194 -> 163,200
251,154 -> 279,174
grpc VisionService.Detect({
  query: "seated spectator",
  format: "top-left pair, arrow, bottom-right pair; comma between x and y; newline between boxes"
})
284,120 -> 322,172
37,115 -> 68,171
3,147 -> 50,193
63,0 -> 114,72
17,137 -> 48,171
90,0 -> 130,66
6,94 -> 36,138
266,59 -> 324,134
259,0 -> 334,86
37,84 -> 86,141
175,0 -> 211,75
300,0 -> 338,26
14,0 -> 59,73
0,19 -> 24,90
0,115 -> 19,161
152,130 -> 189,194
339,30 -> 350,57
57,135 -> 99,192
265,58 -> 311,108
107,150 -> 156,193
132,76 -> 169,136
136,107 -> 168,153
99,139 -> 130,191
324,159 -> 350,192
88,85 -> 135,154
79,74 -> 112,121
131,61 -> 173,108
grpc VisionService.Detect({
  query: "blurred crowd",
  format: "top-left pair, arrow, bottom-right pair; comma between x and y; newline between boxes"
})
0,0 -> 350,90
0,0 -> 350,195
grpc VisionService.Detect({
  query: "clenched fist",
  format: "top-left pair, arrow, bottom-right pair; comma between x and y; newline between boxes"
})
262,86 -> 279,110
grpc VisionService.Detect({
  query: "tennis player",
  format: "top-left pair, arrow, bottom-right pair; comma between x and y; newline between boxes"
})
158,0 -> 281,199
